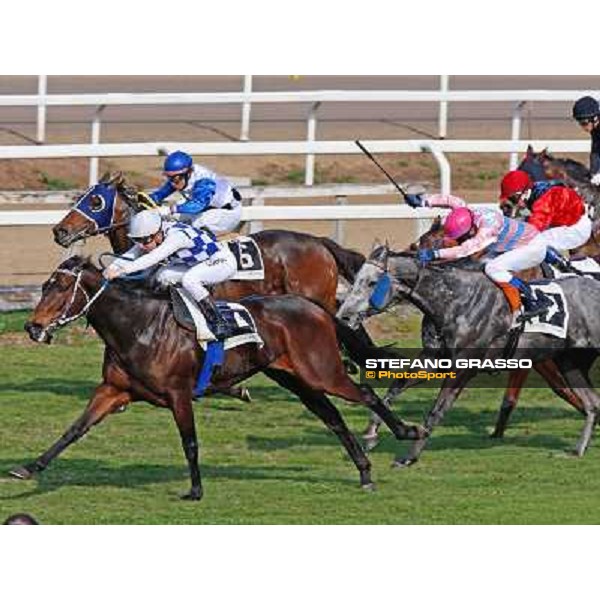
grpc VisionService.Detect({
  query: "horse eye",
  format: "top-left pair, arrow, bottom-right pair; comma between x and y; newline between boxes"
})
90,195 -> 106,212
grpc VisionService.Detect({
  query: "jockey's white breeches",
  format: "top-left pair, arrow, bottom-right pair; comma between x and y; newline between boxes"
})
484,214 -> 592,283
535,213 -> 592,252
155,247 -> 237,301
189,204 -> 242,236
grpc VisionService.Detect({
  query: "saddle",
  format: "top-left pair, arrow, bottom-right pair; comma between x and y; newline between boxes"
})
169,287 -> 263,350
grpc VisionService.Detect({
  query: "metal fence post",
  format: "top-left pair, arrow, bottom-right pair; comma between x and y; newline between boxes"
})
305,101 -> 321,186
438,75 -> 449,139
89,105 -> 106,185
240,75 -> 253,141
509,101 -> 526,170
334,195 -> 347,244
36,75 -> 47,144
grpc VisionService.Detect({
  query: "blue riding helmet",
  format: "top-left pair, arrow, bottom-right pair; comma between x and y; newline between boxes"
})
164,151 -> 193,174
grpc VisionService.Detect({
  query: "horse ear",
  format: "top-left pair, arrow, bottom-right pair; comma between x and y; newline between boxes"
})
526,144 -> 534,157
110,171 -> 125,186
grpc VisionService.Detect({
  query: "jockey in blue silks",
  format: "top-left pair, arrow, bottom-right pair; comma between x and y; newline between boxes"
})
149,151 -> 243,236
104,211 -> 237,339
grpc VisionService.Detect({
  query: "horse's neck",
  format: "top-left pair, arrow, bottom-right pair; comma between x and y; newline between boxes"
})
107,227 -> 133,253
85,280 -> 166,354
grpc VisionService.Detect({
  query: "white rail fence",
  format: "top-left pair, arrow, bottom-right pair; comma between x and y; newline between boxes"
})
19,78 -> 600,184
0,179 -> 493,245
0,138 -> 590,195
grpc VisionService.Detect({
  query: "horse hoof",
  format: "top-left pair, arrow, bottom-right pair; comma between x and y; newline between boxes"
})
361,482 -> 376,492
362,436 -> 380,452
180,489 -> 203,501
489,430 -> 504,439
392,457 -> 417,469
9,465 -> 34,480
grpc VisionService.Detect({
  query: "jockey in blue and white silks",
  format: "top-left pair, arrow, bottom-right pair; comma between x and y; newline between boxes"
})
149,150 -> 243,236
104,211 -> 237,339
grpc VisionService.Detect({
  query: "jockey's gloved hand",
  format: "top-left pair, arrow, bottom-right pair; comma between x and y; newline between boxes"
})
591,173 -> 600,186
405,193 -> 425,208
103,264 -> 125,281
153,205 -> 173,218
417,248 -> 438,264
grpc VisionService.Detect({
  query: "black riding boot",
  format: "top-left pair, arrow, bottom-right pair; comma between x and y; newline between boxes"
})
198,296 -> 232,340
510,277 -> 551,320
545,247 -> 573,273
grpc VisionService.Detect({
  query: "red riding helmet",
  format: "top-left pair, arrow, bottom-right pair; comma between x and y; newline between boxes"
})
499,170 -> 532,201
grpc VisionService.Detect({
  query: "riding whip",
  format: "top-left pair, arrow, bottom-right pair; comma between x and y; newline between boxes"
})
355,140 -> 409,201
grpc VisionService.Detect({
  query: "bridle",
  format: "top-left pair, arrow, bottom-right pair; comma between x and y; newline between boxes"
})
39,267 -> 109,336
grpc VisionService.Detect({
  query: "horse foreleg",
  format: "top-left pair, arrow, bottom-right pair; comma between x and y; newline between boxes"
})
394,370 -> 474,468
170,391 -> 203,501
363,377 -> 425,451
265,369 -> 374,490
10,383 -> 131,479
548,364 -> 600,457
490,369 -> 530,438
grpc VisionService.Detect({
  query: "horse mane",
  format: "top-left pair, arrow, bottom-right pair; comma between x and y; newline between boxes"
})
370,246 -> 484,274
63,255 -> 171,302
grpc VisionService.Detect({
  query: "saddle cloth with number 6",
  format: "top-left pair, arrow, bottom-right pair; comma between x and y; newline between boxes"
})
226,236 -> 264,280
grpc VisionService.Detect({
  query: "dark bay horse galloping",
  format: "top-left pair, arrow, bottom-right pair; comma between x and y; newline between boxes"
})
17,256 -> 425,500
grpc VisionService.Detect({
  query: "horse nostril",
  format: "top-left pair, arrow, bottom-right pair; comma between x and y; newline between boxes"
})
53,226 -> 69,246
24,322 -> 42,341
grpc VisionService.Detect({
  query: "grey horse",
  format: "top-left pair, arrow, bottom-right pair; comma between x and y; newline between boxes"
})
337,246 -> 600,466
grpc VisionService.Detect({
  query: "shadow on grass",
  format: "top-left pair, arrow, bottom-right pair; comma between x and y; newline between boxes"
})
0,457 -> 353,501
0,378 -> 96,398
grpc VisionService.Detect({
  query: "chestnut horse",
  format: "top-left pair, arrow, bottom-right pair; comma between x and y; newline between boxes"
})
16,256 -> 425,500
52,172 -> 372,401
52,172 -> 365,315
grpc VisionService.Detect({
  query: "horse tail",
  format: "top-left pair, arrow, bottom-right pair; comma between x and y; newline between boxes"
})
318,237 -> 366,283
333,316 -> 403,365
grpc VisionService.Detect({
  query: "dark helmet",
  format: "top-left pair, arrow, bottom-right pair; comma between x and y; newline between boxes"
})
572,96 -> 600,120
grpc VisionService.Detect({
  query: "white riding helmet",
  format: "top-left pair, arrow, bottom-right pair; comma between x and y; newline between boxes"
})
128,210 -> 162,239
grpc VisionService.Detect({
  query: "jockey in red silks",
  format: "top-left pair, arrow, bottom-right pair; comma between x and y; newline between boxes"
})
405,191 -> 549,318
498,169 -> 591,255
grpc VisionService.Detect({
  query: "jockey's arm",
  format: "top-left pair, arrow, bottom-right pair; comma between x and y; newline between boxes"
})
119,231 -> 193,275
527,196 -> 554,232
174,178 -> 216,216
424,194 -> 468,209
149,180 -> 176,204
110,246 -> 143,270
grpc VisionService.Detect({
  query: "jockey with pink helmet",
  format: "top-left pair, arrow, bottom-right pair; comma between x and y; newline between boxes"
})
405,190 -> 550,318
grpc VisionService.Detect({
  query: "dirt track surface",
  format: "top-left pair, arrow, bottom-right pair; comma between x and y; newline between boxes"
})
1,75 -> 599,285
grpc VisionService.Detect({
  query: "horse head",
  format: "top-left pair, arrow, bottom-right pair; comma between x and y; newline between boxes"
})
517,145 -> 550,182
24,256 -> 103,344
408,215 -> 451,251
336,242 -> 395,329
52,171 -> 143,251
